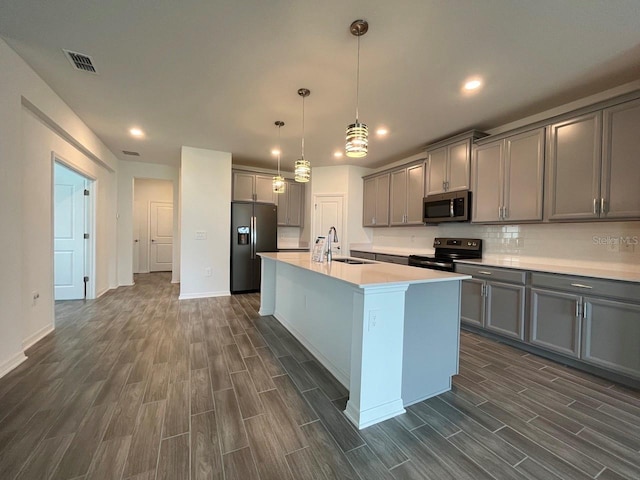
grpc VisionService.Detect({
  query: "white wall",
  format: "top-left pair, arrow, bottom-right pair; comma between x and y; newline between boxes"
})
21,107 -> 118,348
0,38 -> 120,376
117,161 -> 180,285
133,178 -> 174,273
180,147 -> 232,299
310,165 -> 373,250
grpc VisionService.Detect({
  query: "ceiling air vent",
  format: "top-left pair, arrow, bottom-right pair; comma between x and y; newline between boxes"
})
63,49 -> 97,74
122,150 -> 140,156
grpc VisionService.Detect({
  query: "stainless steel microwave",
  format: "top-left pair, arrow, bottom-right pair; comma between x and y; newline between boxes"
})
423,190 -> 471,224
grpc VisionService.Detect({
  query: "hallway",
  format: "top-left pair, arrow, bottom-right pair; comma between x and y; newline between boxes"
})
0,273 -> 639,479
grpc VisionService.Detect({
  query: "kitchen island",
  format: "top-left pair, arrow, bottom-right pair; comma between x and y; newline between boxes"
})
258,252 -> 470,429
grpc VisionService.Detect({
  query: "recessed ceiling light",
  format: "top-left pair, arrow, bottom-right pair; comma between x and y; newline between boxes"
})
271,149 -> 281,156
463,79 -> 482,91
129,127 -> 144,137
334,151 -> 343,158
376,128 -> 388,136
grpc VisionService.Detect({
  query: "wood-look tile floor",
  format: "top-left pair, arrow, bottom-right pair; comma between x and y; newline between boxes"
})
1,273 -> 640,479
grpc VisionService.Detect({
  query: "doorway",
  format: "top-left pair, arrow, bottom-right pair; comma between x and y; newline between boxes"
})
133,178 -> 174,273
313,194 -> 345,255
53,161 -> 94,300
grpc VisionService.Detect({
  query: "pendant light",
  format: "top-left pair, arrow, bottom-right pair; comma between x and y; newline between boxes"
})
345,19 -> 369,158
272,121 -> 286,194
295,88 -> 311,182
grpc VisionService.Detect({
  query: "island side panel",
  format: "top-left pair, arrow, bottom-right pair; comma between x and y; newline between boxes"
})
345,284 -> 408,429
259,256 -> 276,316
272,262 -> 353,387
402,280 -> 461,405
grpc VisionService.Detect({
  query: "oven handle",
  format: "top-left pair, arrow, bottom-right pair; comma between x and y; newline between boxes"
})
410,260 -> 452,269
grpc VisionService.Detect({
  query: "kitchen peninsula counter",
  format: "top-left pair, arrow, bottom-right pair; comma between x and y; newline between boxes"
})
258,252 -> 470,429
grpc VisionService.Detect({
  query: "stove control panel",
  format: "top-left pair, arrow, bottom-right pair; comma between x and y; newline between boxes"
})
433,238 -> 482,251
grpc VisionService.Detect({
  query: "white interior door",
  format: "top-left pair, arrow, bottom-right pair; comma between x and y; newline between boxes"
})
149,201 -> 173,272
54,163 -> 87,300
133,200 -> 146,273
313,195 -> 344,256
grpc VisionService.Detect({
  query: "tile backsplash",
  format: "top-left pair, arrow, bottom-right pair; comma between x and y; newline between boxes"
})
372,221 -> 640,264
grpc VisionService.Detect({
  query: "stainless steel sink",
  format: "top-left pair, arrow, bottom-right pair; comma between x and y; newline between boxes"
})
332,258 -> 374,265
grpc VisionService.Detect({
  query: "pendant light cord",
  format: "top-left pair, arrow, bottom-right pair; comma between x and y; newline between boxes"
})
301,96 -> 305,159
355,33 -> 360,122
277,124 -> 281,176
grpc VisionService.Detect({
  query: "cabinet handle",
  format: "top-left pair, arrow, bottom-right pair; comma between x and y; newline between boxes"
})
443,181 -> 446,191
575,299 -> 581,318
600,198 -> 606,215
372,217 -> 376,225
503,206 -> 508,219
498,206 -> 502,220
583,302 -> 588,319
593,198 -> 599,215
478,270 -> 492,275
570,283 -> 593,289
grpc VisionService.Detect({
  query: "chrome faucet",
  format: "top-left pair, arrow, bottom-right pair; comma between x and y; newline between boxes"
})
326,226 -> 339,262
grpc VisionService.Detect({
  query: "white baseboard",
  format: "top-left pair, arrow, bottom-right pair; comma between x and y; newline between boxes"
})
0,351 -> 28,379
178,291 -> 230,300
23,324 -> 55,350
171,279 -> 180,284
96,287 -> 113,298
119,283 -> 135,287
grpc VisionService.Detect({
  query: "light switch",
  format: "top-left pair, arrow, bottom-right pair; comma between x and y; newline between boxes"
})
195,231 -> 207,240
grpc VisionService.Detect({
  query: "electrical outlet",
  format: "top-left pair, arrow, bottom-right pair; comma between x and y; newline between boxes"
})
195,231 -> 207,240
32,291 -> 40,306
204,267 -> 212,277
368,310 -> 379,331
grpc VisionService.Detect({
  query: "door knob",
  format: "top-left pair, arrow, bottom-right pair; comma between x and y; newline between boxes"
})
134,239 -> 139,243
151,239 -> 156,243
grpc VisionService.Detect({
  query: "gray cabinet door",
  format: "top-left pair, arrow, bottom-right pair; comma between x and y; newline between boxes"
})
375,173 -> 390,227
233,172 -> 255,201
504,128 -> 545,222
461,279 -> 484,327
485,282 -> 525,341
426,147 -> 447,195
255,175 -> 276,204
547,112 -> 602,220
277,187 -> 288,226
406,163 -> 425,224
472,142 -> 503,222
390,169 -> 407,225
286,181 -> 304,227
448,140 -> 471,192
601,98 -> 640,219
530,288 -> 582,358
581,297 -> 640,379
363,177 -> 377,226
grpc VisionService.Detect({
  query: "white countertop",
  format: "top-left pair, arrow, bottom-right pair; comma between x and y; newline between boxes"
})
259,252 -> 469,288
456,256 -> 640,283
349,244 -> 640,283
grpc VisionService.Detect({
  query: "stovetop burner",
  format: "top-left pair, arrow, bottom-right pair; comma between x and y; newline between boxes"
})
408,238 -> 483,272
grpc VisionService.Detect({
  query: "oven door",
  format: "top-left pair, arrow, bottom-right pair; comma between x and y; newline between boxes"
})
408,255 -> 454,272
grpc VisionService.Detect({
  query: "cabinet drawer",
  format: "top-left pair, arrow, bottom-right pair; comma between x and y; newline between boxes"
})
531,272 -> 640,301
455,264 -> 526,285
350,250 -> 376,261
375,254 -> 409,265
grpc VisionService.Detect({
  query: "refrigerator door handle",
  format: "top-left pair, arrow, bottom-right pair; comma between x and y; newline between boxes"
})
250,216 -> 255,259
253,215 -> 258,258
251,216 -> 256,259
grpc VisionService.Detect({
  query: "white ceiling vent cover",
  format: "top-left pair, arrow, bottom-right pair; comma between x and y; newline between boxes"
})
63,49 -> 97,74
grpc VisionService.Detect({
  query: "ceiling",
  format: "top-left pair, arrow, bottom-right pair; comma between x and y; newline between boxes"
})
2,1 -> 640,171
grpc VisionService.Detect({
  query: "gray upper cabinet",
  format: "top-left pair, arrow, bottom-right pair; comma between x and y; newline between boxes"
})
389,162 -> 425,226
277,180 -> 304,227
426,140 -> 471,195
601,98 -> 640,219
473,128 -> 545,223
233,171 -> 277,204
426,131 -> 487,196
363,173 -> 390,227
546,112 -> 602,220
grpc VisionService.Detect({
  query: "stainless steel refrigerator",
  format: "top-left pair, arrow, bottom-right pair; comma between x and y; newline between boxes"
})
231,202 -> 278,293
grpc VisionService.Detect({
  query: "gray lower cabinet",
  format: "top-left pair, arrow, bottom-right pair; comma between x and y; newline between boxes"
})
349,250 -> 408,265
530,288 -> 582,358
350,250 -> 376,260
582,296 -> 640,379
461,279 -> 484,327
457,265 -> 526,340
